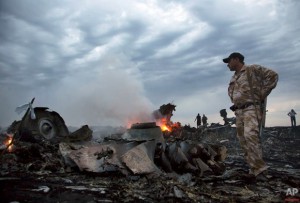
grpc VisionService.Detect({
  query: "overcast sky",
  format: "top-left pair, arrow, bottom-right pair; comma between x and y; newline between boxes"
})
0,0 -> 299,128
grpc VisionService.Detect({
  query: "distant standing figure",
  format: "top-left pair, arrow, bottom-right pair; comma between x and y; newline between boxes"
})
287,109 -> 297,127
195,113 -> 201,128
202,114 -> 208,126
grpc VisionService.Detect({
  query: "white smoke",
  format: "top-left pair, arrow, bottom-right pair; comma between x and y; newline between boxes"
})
52,54 -> 156,127
0,54 -> 156,128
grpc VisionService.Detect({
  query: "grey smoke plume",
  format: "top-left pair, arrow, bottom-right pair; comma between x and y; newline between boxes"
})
52,54 -> 156,127
0,54 -> 155,128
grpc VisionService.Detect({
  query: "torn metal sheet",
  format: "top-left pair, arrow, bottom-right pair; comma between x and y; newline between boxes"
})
122,122 -> 165,146
121,140 -> 161,175
60,122 -> 228,176
61,139 -> 162,175
61,141 -> 142,174
60,123 -> 167,175
65,125 -> 93,142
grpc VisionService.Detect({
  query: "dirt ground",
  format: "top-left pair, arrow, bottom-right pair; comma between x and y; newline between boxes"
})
0,126 -> 299,203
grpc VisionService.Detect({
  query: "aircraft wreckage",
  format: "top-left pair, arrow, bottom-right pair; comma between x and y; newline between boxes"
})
1,99 -> 226,177
0,99 -> 299,202
58,122 -> 227,177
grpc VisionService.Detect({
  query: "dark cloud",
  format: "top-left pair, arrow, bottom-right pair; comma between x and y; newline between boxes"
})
0,0 -> 299,127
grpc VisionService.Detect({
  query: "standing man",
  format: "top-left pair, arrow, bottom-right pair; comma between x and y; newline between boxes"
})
195,113 -> 201,128
287,109 -> 297,127
223,52 -> 278,179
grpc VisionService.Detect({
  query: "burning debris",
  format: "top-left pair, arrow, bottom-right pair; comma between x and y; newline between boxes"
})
153,103 -> 180,132
0,100 -> 299,202
57,122 -> 227,177
1,124 -> 299,202
0,133 -> 14,153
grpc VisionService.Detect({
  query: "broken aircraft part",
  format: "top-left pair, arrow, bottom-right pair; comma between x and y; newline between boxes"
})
1,125 -> 299,203
7,98 -> 69,144
58,122 -> 227,177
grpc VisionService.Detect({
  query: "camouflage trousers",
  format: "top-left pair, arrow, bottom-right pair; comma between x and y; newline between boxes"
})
235,106 -> 268,176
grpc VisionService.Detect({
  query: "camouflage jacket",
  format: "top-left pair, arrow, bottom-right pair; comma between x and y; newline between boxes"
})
228,64 -> 278,106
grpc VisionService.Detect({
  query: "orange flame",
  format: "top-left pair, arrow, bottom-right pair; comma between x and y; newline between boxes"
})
125,116 -> 176,132
157,117 -> 172,132
4,134 -> 14,152
160,124 -> 171,132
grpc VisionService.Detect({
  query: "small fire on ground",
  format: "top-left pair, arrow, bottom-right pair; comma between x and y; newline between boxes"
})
157,118 -> 181,133
126,117 -> 181,133
157,118 -> 171,131
125,102 -> 178,133
4,134 -> 14,152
